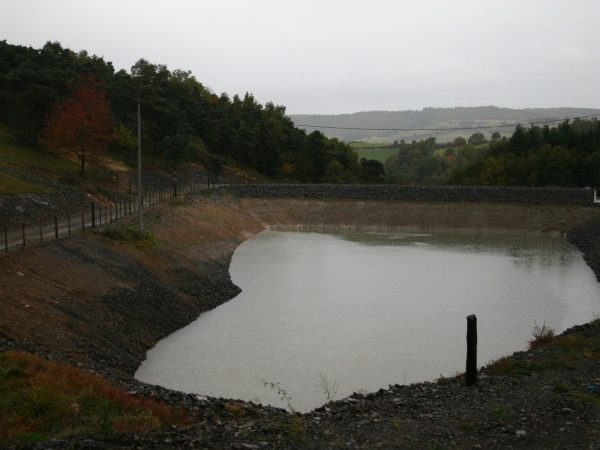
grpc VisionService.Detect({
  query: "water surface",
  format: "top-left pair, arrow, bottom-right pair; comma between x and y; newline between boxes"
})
136,231 -> 600,411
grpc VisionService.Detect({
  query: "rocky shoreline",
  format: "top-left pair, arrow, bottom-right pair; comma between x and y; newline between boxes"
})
3,195 -> 600,449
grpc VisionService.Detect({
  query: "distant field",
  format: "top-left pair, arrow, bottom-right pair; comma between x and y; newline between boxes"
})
355,148 -> 398,163
349,142 -> 391,148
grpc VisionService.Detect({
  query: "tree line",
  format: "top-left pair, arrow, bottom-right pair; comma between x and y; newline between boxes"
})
0,40 -> 384,182
383,121 -> 600,187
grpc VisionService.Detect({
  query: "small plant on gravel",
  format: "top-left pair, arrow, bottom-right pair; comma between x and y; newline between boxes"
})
528,320 -> 555,349
390,417 -> 402,429
556,334 -> 589,349
224,403 -> 247,418
315,374 -> 339,403
485,356 -> 513,375
262,379 -> 296,413
552,383 -> 571,393
457,422 -> 476,433
491,406 -> 506,418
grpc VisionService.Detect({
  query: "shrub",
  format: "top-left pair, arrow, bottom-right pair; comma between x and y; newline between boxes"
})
528,321 -> 555,349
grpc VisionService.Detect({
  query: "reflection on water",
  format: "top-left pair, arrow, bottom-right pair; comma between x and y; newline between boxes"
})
136,231 -> 600,412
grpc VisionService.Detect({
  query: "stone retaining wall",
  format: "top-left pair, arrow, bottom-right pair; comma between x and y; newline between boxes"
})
227,184 -> 595,205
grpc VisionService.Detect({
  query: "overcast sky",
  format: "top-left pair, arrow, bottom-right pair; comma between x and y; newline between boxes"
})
2,1 -> 599,115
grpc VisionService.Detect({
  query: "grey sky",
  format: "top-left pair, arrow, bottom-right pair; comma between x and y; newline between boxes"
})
2,1 -> 599,114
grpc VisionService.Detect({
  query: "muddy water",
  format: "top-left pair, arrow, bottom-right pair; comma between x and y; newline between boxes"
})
136,231 -> 600,411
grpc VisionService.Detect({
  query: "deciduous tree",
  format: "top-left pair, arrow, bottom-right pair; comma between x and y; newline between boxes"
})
41,75 -> 113,176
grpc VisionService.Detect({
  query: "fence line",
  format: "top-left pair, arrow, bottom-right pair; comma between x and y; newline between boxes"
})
1,172 -> 249,254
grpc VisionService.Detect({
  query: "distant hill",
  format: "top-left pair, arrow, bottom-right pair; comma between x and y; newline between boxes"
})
289,106 -> 600,144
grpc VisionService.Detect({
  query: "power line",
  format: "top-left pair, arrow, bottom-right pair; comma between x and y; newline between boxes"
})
295,113 -> 600,132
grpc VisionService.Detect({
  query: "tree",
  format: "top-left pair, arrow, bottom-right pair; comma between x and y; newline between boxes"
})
41,76 -> 113,176
454,137 -> 467,147
491,132 -> 501,141
468,132 -> 487,145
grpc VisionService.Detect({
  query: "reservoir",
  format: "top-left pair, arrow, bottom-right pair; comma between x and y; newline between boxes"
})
136,231 -> 600,412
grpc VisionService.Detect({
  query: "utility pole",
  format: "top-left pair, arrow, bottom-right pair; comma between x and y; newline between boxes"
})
137,99 -> 143,234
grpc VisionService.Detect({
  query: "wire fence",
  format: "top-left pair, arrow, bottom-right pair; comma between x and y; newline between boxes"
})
1,172 -> 249,254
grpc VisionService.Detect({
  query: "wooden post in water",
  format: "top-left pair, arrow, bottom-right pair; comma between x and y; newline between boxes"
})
22,222 -> 26,247
466,314 -> 477,386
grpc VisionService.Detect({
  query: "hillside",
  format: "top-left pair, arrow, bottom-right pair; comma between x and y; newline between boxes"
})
290,106 -> 600,143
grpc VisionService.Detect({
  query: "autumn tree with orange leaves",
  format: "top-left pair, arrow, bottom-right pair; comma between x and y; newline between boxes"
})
41,76 -> 113,176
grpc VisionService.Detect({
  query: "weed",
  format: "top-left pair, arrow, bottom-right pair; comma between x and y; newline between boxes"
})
556,334 -> 589,350
390,417 -> 402,429
485,356 -> 513,375
458,422 -> 475,432
262,380 -> 296,413
553,383 -> 571,393
315,374 -> 338,403
100,226 -> 158,249
224,403 -> 247,419
528,321 -> 555,349
167,195 -> 188,207
545,355 -> 575,370
491,406 -> 505,418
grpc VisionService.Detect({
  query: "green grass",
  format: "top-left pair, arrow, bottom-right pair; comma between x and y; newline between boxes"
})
0,128 -> 79,178
355,148 -> 398,164
0,173 -> 53,195
349,142 -> 392,148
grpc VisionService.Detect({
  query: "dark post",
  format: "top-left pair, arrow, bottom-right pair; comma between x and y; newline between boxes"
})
128,178 -> 131,194
174,183 -> 178,197
39,221 -> 43,241
91,202 -> 96,228
110,204 -> 113,224
99,206 -> 102,226
116,174 -> 119,189
22,222 -> 26,247
55,216 -> 58,239
68,214 -> 71,235
5,227 -> 8,252
466,314 -> 477,386
81,211 -> 85,231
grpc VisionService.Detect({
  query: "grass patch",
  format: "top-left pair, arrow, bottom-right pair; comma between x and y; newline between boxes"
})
555,334 -> 589,350
485,356 -> 513,375
0,351 -> 190,445
100,226 -> 158,249
552,383 -> 571,393
349,142 -> 391,148
457,422 -> 475,433
491,406 -> 505,418
0,173 -> 52,195
0,129 -> 79,178
354,148 -> 398,164
166,195 -> 188,207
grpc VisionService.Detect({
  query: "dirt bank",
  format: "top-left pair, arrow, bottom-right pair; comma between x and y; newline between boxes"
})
0,193 -> 263,375
240,198 -> 600,235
